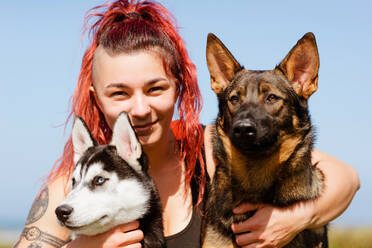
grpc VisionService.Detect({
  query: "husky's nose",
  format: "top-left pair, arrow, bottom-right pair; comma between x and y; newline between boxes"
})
232,120 -> 257,141
55,204 -> 73,223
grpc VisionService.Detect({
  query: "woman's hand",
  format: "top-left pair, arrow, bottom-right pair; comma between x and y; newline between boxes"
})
65,221 -> 143,248
231,202 -> 311,248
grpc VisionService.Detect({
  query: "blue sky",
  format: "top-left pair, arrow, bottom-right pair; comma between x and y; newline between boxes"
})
1,0 -> 371,228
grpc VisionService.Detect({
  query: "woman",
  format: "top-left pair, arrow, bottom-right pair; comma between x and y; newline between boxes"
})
15,1 -> 359,248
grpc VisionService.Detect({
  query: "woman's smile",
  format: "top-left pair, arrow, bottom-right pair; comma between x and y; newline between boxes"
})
133,119 -> 159,136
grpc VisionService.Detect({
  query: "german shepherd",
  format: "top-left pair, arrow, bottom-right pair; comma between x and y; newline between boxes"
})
202,33 -> 327,248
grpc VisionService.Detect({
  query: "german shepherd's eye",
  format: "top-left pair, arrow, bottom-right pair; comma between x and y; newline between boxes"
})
229,95 -> 240,104
92,176 -> 107,186
266,94 -> 281,103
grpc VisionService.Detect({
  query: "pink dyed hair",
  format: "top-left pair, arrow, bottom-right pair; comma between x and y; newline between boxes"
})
46,0 -> 205,206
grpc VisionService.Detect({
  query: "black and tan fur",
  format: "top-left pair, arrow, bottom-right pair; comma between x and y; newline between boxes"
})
202,33 -> 327,248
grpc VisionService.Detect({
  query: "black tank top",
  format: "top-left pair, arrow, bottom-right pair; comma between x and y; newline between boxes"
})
164,137 -> 208,248
165,206 -> 202,248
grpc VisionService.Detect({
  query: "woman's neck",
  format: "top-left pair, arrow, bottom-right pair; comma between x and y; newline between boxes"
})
143,129 -> 180,172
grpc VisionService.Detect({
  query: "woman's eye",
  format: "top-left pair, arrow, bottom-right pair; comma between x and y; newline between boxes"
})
148,86 -> 163,93
266,94 -> 281,103
111,91 -> 128,97
93,176 -> 107,186
229,95 -> 240,104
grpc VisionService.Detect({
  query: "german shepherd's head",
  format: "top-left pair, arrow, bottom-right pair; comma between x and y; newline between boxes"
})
206,33 -> 319,157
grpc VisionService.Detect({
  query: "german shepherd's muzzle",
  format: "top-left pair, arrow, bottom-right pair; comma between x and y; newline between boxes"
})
201,33 -> 327,248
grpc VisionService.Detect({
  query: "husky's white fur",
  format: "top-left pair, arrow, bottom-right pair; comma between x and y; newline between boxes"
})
56,113 -> 152,236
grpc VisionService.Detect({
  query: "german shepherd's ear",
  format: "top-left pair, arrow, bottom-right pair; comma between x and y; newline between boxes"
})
276,32 -> 319,99
111,112 -> 142,172
206,33 -> 242,94
71,117 -> 97,165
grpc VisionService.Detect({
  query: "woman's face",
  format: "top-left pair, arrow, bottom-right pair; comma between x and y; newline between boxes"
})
91,46 -> 178,148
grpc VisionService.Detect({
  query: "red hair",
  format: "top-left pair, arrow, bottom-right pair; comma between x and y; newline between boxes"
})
46,0 -> 205,206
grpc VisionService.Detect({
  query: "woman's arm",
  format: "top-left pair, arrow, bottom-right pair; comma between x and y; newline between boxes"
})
14,176 -> 71,248
305,149 -> 360,228
14,175 -> 143,248
230,149 -> 360,248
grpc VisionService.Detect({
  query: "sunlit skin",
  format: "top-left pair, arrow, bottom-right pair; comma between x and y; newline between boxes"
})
91,47 -> 178,154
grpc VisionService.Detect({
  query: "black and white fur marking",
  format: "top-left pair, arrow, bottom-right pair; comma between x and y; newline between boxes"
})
55,112 -> 165,248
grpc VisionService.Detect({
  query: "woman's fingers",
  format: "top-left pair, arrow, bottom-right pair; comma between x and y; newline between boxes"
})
232,220 -> 253,234
233,202 -> 259,214
116,221 -> 140,233
105,222 -> 143,247
120,229 -> 144,245
235,231 -> 261,246
120,242 -> 142,248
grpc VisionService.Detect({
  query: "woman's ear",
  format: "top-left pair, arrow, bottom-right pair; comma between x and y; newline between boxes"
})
90,86 -> 103,110
89,86 -> 97,98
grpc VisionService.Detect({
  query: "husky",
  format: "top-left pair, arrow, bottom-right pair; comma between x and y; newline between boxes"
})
55,112 -> 165,248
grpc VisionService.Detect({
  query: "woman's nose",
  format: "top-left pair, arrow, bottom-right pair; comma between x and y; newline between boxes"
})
129,94 -> 151,118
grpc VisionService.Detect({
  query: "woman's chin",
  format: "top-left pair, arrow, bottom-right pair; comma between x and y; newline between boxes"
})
138,135 -> 151,145
137,123 -> 172,150
137,131 -> 160,148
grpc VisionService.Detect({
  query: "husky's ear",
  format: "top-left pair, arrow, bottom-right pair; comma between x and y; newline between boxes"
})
276,32 -> 319,99
71,117 -> 96,165
111,112 -> 142,172
206,33 -> 242,94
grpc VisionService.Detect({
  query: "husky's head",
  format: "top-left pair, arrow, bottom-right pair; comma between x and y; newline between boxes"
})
55,112 -> 151,236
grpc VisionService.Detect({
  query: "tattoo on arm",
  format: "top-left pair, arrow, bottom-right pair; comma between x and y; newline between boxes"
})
27,242 -> 42,248
20,226 -> 69,248
26,187 -> 49,225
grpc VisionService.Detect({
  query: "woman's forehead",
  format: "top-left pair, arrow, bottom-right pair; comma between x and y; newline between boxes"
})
92,46 -> 172,88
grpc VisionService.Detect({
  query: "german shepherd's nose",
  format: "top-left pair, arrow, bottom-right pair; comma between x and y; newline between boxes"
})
232,120 -> 257,141
55,204 -> 73,222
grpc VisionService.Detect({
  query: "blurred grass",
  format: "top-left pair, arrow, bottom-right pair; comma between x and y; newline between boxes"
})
1,227 -> 372,247
329,226 -> 372,248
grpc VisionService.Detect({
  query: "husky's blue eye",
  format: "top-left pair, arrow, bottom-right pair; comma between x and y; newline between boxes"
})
93,176 -> 107,186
